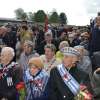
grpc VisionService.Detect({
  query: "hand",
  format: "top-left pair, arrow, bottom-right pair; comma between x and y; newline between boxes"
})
95,68 -> 100,72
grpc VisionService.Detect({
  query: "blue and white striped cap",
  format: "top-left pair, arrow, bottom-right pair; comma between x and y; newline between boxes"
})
61,47 -> 80,56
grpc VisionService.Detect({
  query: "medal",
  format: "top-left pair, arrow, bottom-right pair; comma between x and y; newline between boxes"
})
7,77 -> 13,86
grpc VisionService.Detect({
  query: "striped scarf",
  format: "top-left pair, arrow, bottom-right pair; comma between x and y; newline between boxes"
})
57,64 -> 80,96
24,69 -> 48,100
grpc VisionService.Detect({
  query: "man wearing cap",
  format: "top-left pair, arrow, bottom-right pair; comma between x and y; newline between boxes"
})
48,47 -> 92,100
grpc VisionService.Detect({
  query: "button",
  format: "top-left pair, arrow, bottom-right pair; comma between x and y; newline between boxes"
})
63,95 -> 66,98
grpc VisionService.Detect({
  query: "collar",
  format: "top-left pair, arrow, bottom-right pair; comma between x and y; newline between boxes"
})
32,69 -> 42,78
45,55 -> 56,63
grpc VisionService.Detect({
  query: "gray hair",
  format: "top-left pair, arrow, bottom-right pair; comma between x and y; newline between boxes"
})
1,47 -> 15,57
24,40 -> 34,48
44,44 -> 56,53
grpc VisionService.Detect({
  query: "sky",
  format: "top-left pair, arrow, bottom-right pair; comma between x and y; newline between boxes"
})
0,0 -> 100,25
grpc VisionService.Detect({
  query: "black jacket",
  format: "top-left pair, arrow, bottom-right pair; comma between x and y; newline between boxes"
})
0,62 -> 22,100
47,66 -> 92,100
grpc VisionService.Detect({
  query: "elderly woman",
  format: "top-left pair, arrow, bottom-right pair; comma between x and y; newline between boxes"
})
40,44 -> 59,75
56,41 -> 69,62
0,47 -> 22,100
24,57 -> 49,100
48,47 -> 92,100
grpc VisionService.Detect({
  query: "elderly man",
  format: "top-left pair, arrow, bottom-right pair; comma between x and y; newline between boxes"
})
48,47 -> 92,100
0,47 -> 22,100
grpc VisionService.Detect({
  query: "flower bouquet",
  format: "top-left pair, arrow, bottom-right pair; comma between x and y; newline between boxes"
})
75,84 -> 92,100
16,82 -> 26,100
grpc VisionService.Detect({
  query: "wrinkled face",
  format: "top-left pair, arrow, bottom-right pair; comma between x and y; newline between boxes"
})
45,48 -> 54,59
23,43 -> 32,55
0,50 -> 13,64
29,65 -> 39,76
63,55 -> 79,68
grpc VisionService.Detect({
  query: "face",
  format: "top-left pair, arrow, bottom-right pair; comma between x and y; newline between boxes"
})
63,55 -> 79,68
96,17 -> 100,26
45,48 -> 54,59
1,50 -> 13,64
45,35 -> 52,43
23,43 -> 32,55
29,65 -> 39,76
0,28 -> 7,35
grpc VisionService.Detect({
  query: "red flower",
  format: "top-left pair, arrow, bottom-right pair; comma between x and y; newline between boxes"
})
16,82 -> 25,90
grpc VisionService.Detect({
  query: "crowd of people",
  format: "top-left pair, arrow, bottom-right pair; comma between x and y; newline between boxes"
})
0,13 -> 100,100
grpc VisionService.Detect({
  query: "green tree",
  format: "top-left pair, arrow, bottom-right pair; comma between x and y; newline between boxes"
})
49,11 -> 59,23
15,8 -> 28,20
59,12 -> 67,24
21,12 -> 28,20
34,10 -> 46,22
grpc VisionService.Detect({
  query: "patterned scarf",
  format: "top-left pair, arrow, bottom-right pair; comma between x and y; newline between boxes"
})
0,62 -> 17,79
24,69 -> 48,100
42,55 -> 56,73
57,64 -> 80,96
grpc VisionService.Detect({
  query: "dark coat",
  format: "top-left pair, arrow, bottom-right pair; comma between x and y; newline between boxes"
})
92,51 -> 100,72
90,27 -> 100,54
71,38 -> 81,47
0,62 -> 22,100
47,66 -> 92,100
91,70 -> 100,100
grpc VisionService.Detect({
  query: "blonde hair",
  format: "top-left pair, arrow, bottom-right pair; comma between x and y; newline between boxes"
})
28,57 -> 44,69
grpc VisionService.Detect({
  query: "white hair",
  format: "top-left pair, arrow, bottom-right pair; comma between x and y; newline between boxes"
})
1,47 -> 15,57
